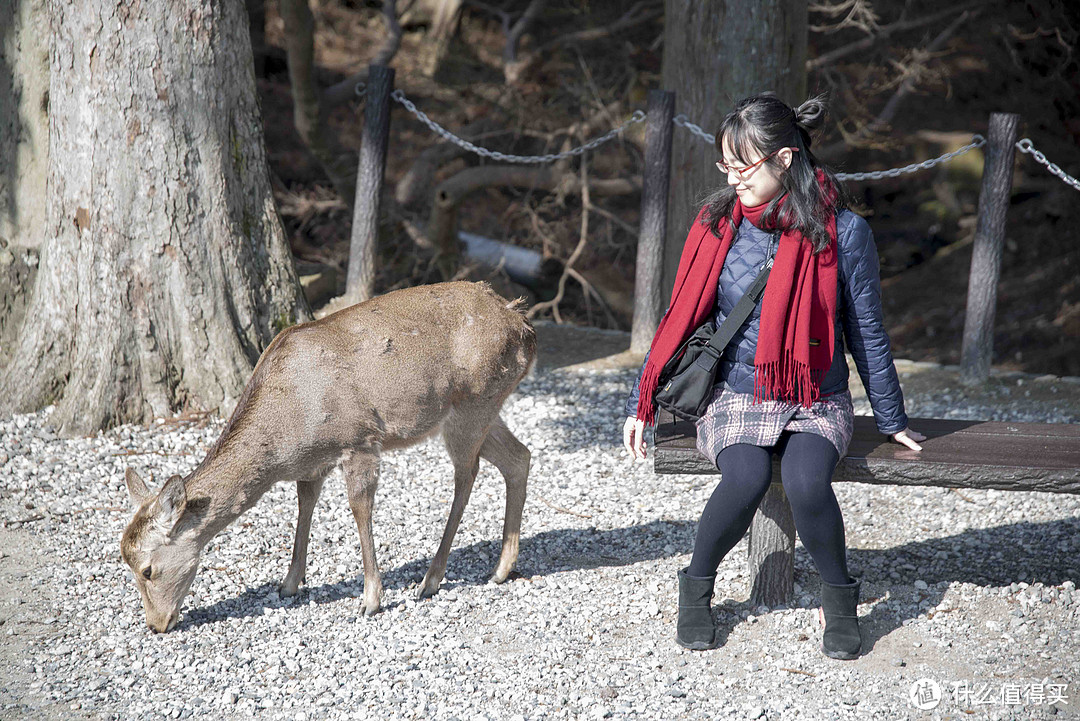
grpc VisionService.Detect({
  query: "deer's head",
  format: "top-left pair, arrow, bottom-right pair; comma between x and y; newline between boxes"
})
121,468 -> 202,633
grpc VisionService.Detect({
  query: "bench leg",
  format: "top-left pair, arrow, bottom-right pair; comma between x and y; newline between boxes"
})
748,479 -> 796,607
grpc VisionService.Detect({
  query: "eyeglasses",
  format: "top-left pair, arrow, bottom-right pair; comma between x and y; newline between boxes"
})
716,147 -> 797,178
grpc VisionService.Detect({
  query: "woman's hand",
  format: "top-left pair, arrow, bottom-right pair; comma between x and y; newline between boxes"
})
891,426 -> 926,451
623,416 -> 647,460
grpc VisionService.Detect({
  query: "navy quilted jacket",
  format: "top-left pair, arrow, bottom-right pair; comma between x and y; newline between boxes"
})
624,208 -> 909,435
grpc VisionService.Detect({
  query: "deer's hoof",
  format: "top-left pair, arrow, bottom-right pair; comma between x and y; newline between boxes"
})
279,579 -> 301,598
417,578 -> 441,600
490,564 -> 515,584
360,598 -> 380,616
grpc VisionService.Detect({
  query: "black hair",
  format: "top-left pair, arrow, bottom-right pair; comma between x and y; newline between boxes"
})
701,92 -> 855,254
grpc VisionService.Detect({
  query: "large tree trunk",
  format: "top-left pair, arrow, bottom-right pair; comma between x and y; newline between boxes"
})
0,0 -> 311,438
0,0 -> 50,371
660,0 -> 807,301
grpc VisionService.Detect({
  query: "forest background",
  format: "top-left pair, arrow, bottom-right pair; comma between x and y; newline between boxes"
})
1,0 -> 1078,435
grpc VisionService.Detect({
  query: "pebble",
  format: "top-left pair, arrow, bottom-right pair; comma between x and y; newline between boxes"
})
0,361 -> 1076,719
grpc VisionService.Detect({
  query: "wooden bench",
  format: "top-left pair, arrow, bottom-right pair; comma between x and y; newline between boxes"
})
653,410 -> 1080,606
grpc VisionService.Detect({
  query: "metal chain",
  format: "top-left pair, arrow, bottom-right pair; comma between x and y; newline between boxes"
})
673,113 -> 716,145
835,135 -> 986,180
389,88 -> 645,164
1016,138 -> 1080,192
361,89 -> 1079,191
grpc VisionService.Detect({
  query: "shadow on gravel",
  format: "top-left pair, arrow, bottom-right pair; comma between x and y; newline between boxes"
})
178,516 -> 1079,641
176,518 -> 698,630
833,515 -> 1080,654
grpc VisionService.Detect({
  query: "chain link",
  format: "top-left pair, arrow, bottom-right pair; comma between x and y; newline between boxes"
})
673,114 -> 716,145
366,89 -> 1080,191
835,135 -> 986,181
389,89 -> 645,164
1015,138 -> 1080,192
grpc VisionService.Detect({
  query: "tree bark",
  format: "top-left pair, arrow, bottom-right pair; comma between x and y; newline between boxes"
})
660,0 -> 807,302
0,0 -> 311,438
0,0 -> 50,252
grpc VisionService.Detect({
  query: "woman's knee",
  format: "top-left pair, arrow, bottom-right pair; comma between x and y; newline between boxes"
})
778,433 -> 839,500
716,443 -> 773,493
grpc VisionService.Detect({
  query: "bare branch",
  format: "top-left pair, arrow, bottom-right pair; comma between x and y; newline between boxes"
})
506,0 -> 662,84
505,0 -> 548,64
527,150 -> 591,322
807,1 -> 988,72
818,9 -> 975,159
323,0 -> 403,107
808,0 -> 880,35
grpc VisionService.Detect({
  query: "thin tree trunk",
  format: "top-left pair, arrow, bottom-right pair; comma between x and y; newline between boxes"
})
0,0 -> 311,438
660,0 -> 807,301
423,0 -> 464,77
279,0 -> 358,204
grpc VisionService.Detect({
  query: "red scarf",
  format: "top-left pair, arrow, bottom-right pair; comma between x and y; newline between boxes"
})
635,168 -> 840,426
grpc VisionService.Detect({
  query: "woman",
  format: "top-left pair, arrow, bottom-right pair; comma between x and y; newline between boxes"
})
622,93 -> 926,659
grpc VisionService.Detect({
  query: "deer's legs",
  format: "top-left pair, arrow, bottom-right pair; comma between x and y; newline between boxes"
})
280,477 -> 327,597
478,417 -> 530,583
343,448 -> 383,616
418,412 -> 489,600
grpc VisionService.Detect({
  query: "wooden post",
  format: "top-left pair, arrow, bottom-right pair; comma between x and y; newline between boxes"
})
748,472 -> 796,607
960,112 -> 1020,385
631,89 -> 675,353
346,64 -> 395,303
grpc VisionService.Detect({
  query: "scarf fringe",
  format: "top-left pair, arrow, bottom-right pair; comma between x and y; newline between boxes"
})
753,347 -> 829,408
636,363 -> 662,426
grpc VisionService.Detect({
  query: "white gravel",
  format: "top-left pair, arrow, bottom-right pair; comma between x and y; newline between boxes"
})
0,359 -> 1077,720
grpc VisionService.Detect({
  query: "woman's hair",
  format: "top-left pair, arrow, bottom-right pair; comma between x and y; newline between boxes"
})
701,92 -> 855,254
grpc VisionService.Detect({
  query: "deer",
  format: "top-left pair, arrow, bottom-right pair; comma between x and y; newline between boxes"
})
121,281 -> 536,633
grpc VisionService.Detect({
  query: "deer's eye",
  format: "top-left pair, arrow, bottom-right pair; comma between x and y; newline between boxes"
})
142,567 -> 152,580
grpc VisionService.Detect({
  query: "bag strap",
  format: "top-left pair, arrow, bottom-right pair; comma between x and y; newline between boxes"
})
702,232 -> 779,357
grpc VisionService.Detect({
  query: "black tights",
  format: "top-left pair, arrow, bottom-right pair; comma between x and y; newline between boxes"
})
686,431 -> 853,585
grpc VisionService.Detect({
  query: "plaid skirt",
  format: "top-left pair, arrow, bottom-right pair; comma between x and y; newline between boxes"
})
694,383 -> 855,466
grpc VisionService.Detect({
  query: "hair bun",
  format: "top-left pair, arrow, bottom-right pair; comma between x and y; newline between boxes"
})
794,93 -> 828,133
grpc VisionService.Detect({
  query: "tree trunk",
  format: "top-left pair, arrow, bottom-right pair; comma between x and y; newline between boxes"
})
0,0 -> 311,438
279,0 -> 358,204
0,0 -> 50,252
660,0 -> 807,301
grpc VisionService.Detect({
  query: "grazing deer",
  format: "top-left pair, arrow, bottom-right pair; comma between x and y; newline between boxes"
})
121,281 -> 536,632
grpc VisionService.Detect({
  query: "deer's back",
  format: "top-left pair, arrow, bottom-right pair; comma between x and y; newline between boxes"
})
248,282 -> 535,450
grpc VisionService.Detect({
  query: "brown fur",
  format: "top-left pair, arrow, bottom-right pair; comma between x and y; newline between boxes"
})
121,281 -> 536,632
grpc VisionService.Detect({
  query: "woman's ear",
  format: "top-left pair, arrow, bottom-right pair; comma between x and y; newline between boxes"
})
779,147 -> 798,170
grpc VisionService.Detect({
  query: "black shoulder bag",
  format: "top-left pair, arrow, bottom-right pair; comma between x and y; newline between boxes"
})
653,235 -> 778,422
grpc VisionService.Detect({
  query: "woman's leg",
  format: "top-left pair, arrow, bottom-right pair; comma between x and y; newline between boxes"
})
776,431 -> 852,585
686,443 -> 774,578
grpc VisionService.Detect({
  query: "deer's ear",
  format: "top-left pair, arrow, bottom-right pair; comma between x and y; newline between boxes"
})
156,474 -> 188,534
125,468 -> 151,507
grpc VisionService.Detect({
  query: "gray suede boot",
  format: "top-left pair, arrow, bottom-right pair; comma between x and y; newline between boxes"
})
819,575 -> 863,660
676,566 -> 720,650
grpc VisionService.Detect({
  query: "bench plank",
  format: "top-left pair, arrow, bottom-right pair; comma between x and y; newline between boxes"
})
654,412 -> 1080,494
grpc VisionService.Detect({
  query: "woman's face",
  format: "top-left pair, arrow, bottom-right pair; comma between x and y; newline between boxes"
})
720,137 -> 794,207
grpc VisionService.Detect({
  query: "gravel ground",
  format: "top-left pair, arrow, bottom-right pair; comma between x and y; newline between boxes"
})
1,331 -> 1078,721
